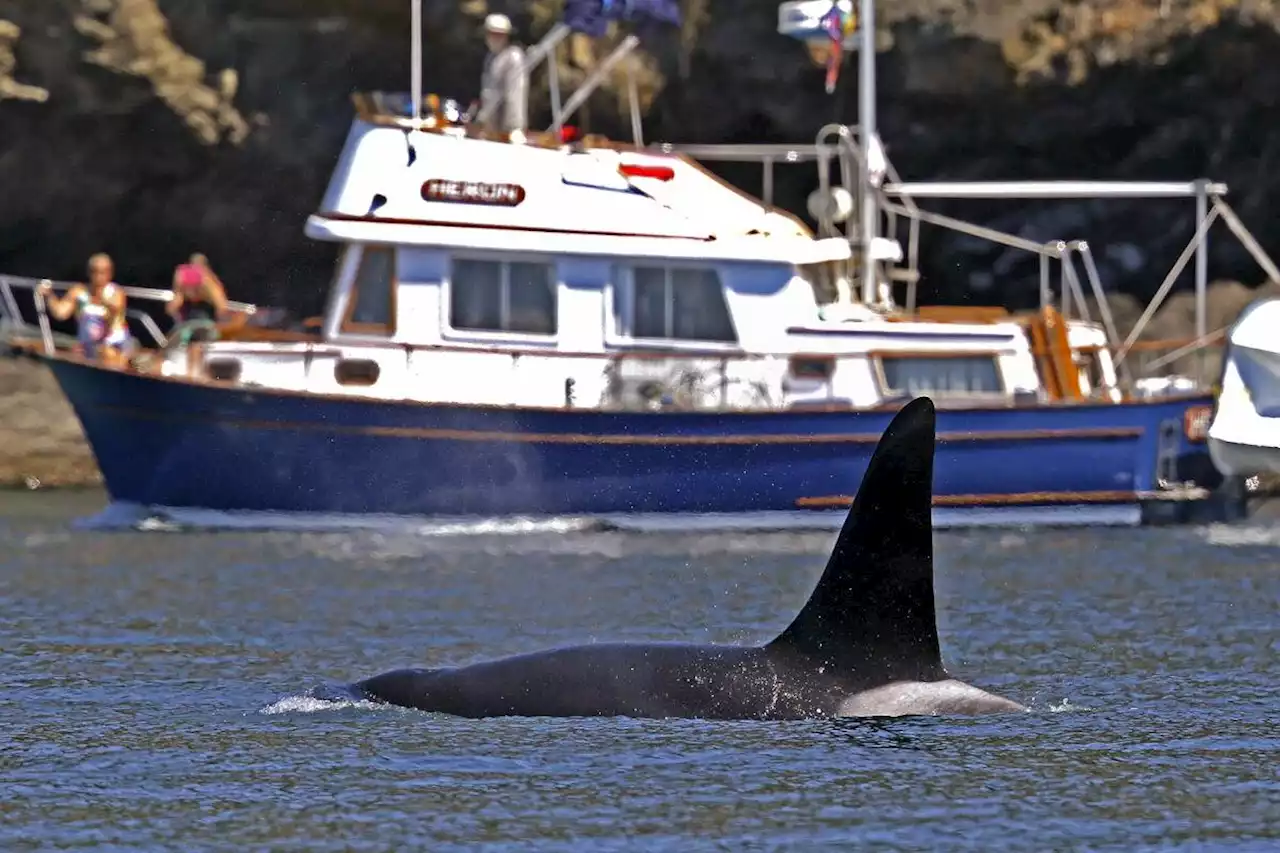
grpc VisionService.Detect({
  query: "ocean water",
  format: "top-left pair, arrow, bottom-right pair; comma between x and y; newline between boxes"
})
1,490 -> 1277,851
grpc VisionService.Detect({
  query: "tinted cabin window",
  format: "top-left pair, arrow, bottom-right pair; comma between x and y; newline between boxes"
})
507,261 -> 556,335
619,266 -> 736,343
632,266 -> 668,339
343,246 -> 396,334
450,259 -> 503,332
450,258 -> 557,335
880,355 -> 1003,396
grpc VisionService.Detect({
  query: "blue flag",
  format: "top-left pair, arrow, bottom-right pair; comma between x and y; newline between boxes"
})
564,0 -> 683,38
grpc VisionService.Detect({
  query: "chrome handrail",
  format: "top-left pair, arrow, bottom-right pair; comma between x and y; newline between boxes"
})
0,273 -> 257,314
0,272 -> 259,352
126,308 -> 169,349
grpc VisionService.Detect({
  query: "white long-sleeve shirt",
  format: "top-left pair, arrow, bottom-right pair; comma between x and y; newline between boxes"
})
478,44 -> 528,135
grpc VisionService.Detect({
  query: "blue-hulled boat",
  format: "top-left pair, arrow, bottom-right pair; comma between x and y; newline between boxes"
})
44,353 -> 1213,524
10,1 -> 1241,528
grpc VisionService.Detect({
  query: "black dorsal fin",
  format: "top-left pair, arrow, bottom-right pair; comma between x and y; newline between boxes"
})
767,397 -> 946,683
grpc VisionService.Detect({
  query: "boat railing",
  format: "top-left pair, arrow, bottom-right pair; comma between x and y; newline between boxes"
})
879,178 -> 1280,391
399,6 -> 650,146
0,273 -> 259,354
1078,334 -> 1228,387
647,126 -> 1273,397
651,126 -> 1090,316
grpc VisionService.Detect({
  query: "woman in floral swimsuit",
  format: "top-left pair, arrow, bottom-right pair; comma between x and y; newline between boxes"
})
38,253 -> 132,369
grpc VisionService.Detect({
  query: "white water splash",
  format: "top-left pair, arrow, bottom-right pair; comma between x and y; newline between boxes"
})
1045,698 -> 1090,713
72,502 -> 1147,536
76,502 -> 609,536
258,694 -> 387,715
1201,524 -> 1280,547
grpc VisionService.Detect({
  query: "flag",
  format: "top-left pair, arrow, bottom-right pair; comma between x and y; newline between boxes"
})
563,0 -> 682,39
818,2 -> 855,94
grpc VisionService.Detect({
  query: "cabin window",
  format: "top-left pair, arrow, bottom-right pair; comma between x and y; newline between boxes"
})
614,265 -> 736,343
877,354 -> 1003,397
1076,350 -> 1108,396
341,246 -> 396,335
789,355 -> 835,380
449,258 -> 557,336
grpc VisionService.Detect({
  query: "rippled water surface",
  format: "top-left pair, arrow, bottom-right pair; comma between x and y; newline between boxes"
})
2,490 -> 1278,851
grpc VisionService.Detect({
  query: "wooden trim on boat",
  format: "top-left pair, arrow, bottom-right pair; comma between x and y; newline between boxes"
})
911,305 -> 1011,323
87,402 -> 1146,446
217,327 -> 324,344
797,490 -> 1139,509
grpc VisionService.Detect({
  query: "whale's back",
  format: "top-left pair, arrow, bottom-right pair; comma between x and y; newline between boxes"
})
356,642 -> 846,720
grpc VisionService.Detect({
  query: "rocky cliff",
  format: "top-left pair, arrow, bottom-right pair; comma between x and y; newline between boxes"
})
2,0 -> 1280,319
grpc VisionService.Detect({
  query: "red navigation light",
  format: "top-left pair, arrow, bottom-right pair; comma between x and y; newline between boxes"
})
559,125 -> 581,144
618,162 -> 676,182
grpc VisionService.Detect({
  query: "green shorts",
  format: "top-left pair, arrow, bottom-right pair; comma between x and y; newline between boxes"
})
175,319 -> 219,346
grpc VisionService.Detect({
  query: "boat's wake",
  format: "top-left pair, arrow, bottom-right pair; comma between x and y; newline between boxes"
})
71,502 -> 854,535
73,501 -> 617,536
70,502 -> 1145,536
1201,523 -> 1280,547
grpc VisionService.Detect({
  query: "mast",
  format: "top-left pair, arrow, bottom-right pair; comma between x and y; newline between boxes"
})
410,0 -> 423,123
857,0 -> 878,305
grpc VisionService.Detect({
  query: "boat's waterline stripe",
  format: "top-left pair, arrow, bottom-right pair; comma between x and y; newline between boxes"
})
90,404 -> 1144,446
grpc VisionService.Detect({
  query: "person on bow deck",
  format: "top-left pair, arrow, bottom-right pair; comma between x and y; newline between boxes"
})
37,253 -> 132,369
474,13 -> 528,143
166,252 -> 229,379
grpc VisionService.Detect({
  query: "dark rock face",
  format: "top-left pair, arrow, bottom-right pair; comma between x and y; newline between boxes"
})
1,0 -> 1279,323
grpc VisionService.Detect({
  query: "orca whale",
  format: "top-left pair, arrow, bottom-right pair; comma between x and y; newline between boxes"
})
351,397 -> 1026,719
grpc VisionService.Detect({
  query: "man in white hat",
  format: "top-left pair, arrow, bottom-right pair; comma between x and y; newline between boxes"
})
476,13 -> 527,142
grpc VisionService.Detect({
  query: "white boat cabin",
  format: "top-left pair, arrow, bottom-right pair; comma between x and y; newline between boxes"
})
162,99 -> 1122,411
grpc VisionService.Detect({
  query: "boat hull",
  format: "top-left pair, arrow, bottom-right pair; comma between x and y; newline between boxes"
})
44,356 -> 1221,521
1206,300 -> 1280,478
1209,436 -> 1280,477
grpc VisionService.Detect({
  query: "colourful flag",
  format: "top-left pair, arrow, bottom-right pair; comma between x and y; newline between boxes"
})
819,2 -> 856,93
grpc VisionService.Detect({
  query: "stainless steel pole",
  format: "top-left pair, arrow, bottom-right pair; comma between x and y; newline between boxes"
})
1194,179 -> 1208,382
410,0 -> 423,123
858,0 -> 877,306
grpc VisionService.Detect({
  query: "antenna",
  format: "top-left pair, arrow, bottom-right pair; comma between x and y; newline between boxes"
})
410,0 -> 423,124
857,0 -> 878,306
